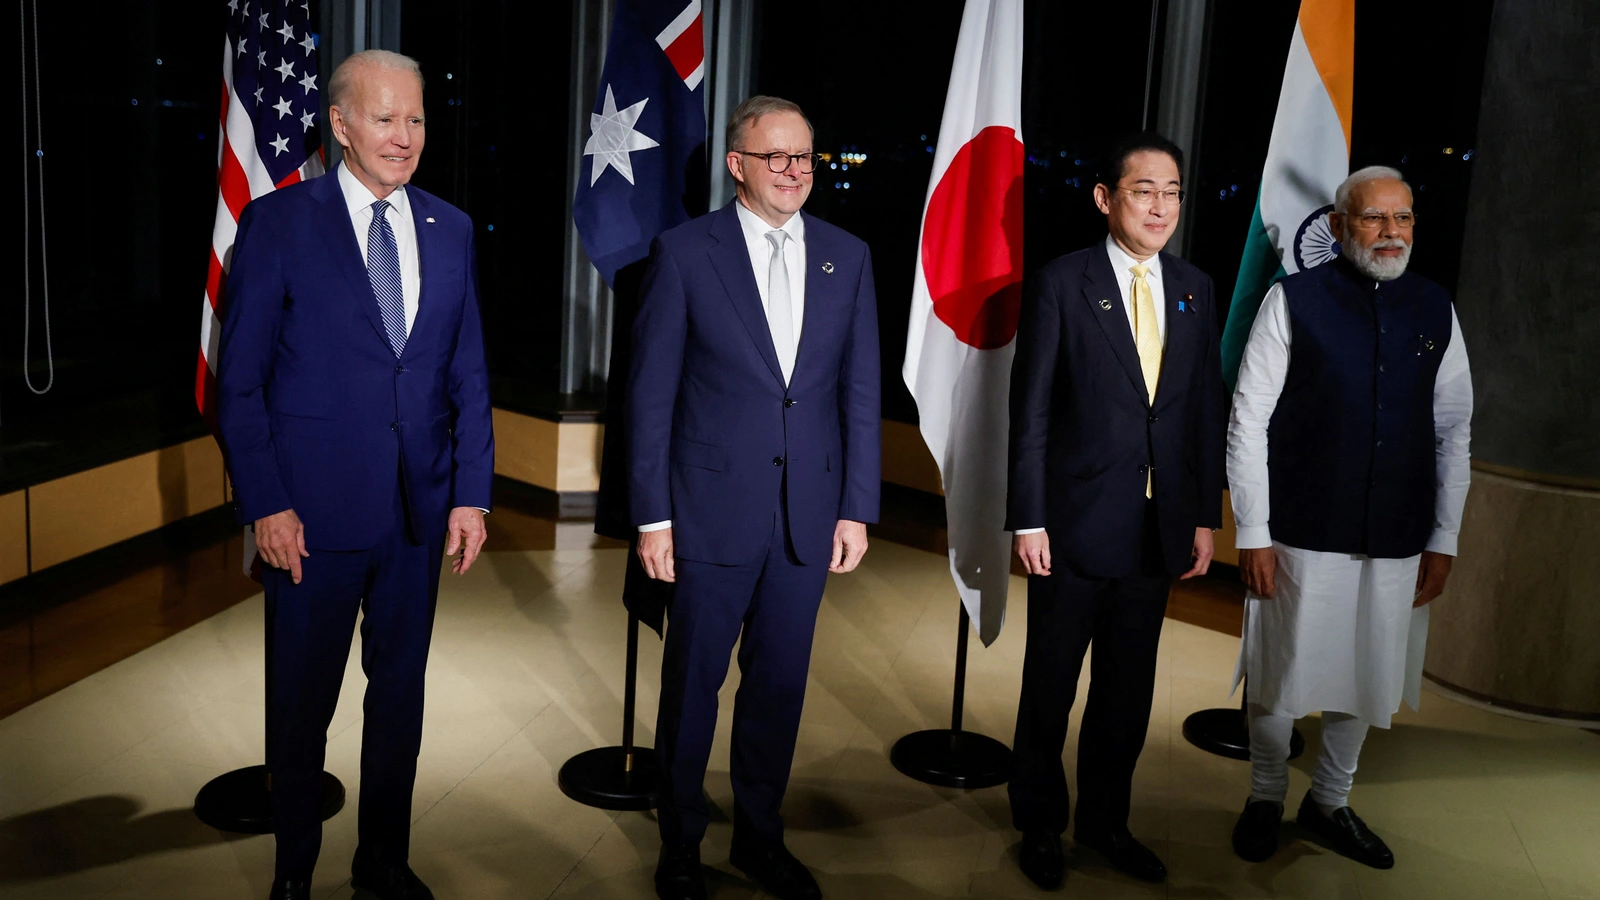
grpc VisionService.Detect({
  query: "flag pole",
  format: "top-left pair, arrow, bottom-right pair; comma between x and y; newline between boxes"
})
890,601 -> 1013,789
558,611 -> 661,810
1180,675 -> 1305,761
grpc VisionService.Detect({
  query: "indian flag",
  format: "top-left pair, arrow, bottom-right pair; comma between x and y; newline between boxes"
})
1219,0 -> 1354,386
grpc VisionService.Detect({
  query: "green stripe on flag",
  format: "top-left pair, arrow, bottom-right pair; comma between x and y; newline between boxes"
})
1221,192 -> 1287,390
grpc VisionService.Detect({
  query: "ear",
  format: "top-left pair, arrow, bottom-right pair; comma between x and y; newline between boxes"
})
329,105 -> 353,150
1327,209 -> 1345,237
726,151 -> 745,185
1092,183 -> 1112,215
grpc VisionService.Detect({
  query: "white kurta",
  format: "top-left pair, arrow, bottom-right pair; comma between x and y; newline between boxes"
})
1228,282 -> 1473,728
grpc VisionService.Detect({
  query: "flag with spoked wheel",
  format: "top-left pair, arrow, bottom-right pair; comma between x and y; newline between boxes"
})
1219,0 -> 1354,387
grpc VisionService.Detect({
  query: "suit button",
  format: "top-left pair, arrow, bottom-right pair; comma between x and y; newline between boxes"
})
1379,364 -> 1387,373
773,457 -> 785,466
1138,464 -> 1149,474
784,399 -> 796,408
1376,440 -> 1384,448
1147,414 -> 1158,424
1378,402 -> 1386,410
390,422 -> 398,431
395,365 -> 405,374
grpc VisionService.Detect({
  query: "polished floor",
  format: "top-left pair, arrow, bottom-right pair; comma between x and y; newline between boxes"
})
0,516 -> 1597,898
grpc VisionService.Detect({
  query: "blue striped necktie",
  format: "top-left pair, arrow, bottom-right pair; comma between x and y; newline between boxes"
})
367,198 -> 406,356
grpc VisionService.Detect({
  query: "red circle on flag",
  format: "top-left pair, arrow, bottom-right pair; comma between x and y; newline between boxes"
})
922,125 -> 1025,349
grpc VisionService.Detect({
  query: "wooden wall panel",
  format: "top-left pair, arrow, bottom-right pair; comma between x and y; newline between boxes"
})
881,419 -> 944,497
556,423 -> 603,493
0,490 -> 26,585
492,409 -> 559,491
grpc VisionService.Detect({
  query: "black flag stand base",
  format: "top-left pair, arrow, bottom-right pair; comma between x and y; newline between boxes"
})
194,766 -> 346,834
1180,684 -> 1305,762
559,614 -> 660,811
891,604 -> 1013,790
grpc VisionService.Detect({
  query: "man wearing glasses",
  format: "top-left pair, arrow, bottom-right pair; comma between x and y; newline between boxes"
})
1007,132 -> 1227,889
628,95 -> 880,900
1227,166 -> 1473,869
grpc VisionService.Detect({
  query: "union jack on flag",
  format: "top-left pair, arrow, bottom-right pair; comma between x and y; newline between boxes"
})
196,0 -> 326,420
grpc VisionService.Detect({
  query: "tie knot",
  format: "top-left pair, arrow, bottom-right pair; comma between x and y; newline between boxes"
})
1130,263 -> 1150,280
766,229 -> 789,251
372,198 -> 391,217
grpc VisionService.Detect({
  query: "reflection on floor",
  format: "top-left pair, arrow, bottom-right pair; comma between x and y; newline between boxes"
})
1,507 -> 1597,899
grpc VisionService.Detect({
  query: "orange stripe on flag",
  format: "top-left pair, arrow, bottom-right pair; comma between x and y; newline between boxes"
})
1299,0 -> 1355,154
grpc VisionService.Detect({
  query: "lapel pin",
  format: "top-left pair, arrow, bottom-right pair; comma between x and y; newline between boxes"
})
426,217 -> 435,223
1099,298 -> 1114,310
821,261 -> 835,274
1179,292 -> 1194,313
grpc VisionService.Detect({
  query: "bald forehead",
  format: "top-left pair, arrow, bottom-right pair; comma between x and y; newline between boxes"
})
1350,178 -> 1413,210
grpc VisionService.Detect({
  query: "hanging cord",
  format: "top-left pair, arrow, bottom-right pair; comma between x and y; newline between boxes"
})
21,0 -> 53,396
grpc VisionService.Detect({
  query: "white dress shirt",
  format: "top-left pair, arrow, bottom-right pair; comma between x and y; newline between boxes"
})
1014,237 -> 1169,537
1227,281 -> 1474,554
639,201 -> 809,535
338,162 -> 421,335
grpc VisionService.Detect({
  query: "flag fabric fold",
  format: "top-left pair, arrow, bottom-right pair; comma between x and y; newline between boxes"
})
1220,0 -> 1354,387
903,0 -> 1025,646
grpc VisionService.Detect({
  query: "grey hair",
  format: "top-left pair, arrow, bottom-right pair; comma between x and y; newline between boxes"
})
726,95 -> 814,152
1334,165 -> 1410,213
328,49 -> 425,110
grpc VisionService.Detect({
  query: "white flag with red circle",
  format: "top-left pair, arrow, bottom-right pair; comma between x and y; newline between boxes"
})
903,0 -> 1025,646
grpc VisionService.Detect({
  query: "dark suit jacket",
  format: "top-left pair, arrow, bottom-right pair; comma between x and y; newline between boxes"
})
1006,241 -> 1225,578
217,166 -> 495,550
627,202 -> 881,568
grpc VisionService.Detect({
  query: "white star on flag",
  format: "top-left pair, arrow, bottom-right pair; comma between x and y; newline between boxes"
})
259,11 -> 269,28
253,86 -> 264,105
278,20 -> 295,43
299,72 -> 318,93
269,133 -> 290,156
228,0 -> 239,13
257,49 -> 267,68
300,33 -> 315,55
583,84 -> 660,187
300,109 -> 317,132
276,58 -> 295,81
236,36 -> 247,58
273,96 -> 293,119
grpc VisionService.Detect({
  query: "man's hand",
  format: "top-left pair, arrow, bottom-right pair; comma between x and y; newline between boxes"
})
1414,550 -> 1454,607
255,509 -> 309,584
638,528 -> 676,582
831,520 -> 869,573
1239,546 -> 1278,599
1014,531 -> 1051,576
446,507 -> 488,575
1181,527 -> 1215,580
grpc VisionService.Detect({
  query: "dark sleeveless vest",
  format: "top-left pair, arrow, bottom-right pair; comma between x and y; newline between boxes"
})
1267,256 -> 1453,559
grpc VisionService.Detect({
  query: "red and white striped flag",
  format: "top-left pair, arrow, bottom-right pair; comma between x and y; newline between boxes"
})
197,0 -> 327,422
903,0 -> 1025,646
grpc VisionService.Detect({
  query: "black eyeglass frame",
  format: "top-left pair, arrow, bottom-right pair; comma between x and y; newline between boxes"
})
736,150 -> 821,174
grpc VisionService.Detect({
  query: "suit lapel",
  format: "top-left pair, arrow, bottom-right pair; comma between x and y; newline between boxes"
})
794,212 -> 835,380
401,189 -> 442,362
314,168 -> 390,346
1081,243 -> 1149,402
1153,253 -> 1198,410
707,203 -> 786,386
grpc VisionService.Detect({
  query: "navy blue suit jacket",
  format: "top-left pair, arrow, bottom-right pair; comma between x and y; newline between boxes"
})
1006,242 -> 1226,578
217,167 -> 494,551
627,202 -> 881,568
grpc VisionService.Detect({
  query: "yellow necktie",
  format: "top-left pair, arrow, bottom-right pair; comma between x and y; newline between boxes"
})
1130,264 -> 1162,498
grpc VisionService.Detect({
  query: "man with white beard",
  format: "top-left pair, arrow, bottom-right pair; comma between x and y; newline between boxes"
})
1225,166 -> 1473,868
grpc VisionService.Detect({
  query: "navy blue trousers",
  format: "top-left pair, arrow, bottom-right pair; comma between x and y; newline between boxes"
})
263,494 -> 443,881
654,508 -> 830,847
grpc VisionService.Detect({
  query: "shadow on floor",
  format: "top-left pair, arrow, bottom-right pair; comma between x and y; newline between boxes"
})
0,795 -> 250,883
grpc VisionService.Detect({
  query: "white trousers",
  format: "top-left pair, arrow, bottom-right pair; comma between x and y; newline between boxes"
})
1248,703 -> 1370,808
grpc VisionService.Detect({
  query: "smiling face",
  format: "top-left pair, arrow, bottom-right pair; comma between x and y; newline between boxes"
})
1331,177 -> 1415,281
329,64 -> 425,198
727,110 -> 814,228
1094,149 -> 1182,260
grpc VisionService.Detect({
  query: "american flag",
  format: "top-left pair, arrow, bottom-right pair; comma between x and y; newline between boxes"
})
196,0 -> 326,420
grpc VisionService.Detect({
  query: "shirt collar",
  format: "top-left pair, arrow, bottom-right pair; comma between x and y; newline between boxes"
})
1104,234 -> 1160,278
338,161 -> 410,221
735,199 -> 805,246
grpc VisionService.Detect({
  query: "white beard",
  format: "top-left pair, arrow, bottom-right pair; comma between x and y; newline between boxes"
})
1342,237 -> 1412,282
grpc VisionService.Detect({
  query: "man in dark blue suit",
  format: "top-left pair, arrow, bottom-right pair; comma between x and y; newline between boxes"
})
217,50 -> 492,900
628,96 -> 880,900
1006,133 -> 1226,890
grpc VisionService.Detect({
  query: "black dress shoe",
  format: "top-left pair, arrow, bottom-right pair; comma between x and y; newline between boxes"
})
1017,830 -> 1065,890
1297,792 -> 1394,869
268,880 -> 310,900
729,837 -> 822,900
1232,798 -> 1285,862
350,859 -> 434,900
1073,829 -> 1168,883
654,843 -> 708,900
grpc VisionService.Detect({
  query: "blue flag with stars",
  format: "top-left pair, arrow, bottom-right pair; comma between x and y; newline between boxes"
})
572,0 -> 709,287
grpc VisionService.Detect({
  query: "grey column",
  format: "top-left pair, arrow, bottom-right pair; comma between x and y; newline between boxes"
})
1154,0 -> 1211,259
319,0 -> 404,171
706,0 -> 755,210
560,0 -> 616,395
1424,0 -> 1600,719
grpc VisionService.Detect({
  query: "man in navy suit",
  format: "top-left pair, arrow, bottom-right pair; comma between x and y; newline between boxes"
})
628,95 -> 880,900
1006,133 -> 1226,889
217,50 -> 492,900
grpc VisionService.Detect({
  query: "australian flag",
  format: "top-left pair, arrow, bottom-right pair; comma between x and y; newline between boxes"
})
572,0 -> 709,287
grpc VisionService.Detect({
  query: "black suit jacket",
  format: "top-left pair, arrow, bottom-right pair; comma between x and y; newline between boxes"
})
1006,241 -> 1226,578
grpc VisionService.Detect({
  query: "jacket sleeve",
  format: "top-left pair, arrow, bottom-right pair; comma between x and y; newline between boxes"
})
446,228 -> 495,511
838,246 -> 882,524
1005,269 -> 1060,532
216,202 -> 293,525
627,238 -> 688,527
1195,273 -> 1227,530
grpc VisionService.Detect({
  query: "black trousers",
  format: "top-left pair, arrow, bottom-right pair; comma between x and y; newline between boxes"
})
1008,501 -> 1172,837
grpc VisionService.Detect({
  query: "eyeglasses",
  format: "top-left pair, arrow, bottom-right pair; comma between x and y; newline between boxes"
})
737,150 -> 819,174
1349,211 -> 1417,230
1115,186 -> 1186,206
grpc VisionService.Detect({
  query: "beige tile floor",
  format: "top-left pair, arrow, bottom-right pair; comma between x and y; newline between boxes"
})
0,539 -> 1596,900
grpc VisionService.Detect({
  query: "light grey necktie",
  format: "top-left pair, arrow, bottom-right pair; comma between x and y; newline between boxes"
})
765,229 -> 796,383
